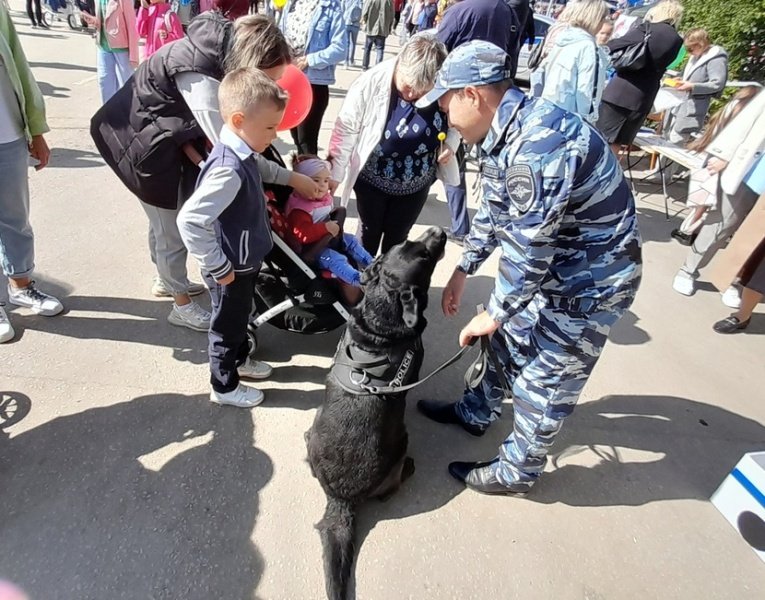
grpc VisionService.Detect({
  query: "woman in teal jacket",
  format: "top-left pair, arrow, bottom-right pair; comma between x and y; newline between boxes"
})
0,3 -> 63,344
280,0 -> 347,154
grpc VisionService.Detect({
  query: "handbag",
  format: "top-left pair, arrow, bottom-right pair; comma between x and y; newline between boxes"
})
610,24 -> 652,73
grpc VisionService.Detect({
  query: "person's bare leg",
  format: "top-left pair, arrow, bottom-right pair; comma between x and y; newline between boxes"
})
173,292 -> 192,307
8,276 -> 31,289
734,287 -> 763,322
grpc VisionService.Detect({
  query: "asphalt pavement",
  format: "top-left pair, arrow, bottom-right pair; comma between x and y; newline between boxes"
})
1,5 -> 764,599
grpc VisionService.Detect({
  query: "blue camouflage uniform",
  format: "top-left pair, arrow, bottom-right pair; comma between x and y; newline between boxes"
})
456,87 -> 642,490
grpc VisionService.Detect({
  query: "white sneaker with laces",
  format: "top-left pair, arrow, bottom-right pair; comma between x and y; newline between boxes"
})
0,304 -> 15,344
7,282 -> 63,316
151,277 -> 207,298
238,357 -> 273,380
672,273 -> 696,296
210,384 -> 264,408
721,286 -> 742,309
167,302 -> 211,331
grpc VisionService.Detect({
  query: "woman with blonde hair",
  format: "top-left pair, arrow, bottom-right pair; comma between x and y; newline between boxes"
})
328,34 -> 460,254
531,0 -> 610,123
596,0 -> 684,153
665,28 -> 729,146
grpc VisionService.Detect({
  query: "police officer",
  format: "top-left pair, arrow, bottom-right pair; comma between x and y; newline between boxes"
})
416,41 -> 642,495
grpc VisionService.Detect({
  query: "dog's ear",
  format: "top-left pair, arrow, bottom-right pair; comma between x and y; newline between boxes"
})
400,287 -> 418,328
360,259 -> 381,286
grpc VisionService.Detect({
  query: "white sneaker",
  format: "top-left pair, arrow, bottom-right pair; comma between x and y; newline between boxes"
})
210,384 -> 264,408
238,357 -> 273,380
167,302 -> 211,331
672,273 -> 696,296
151,277 -> 207,298
0,304 -> 15,343
721,286 -> 742,309
7,282 -> 63,316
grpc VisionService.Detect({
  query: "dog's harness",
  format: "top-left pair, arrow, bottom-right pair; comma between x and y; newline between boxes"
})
329,304 -> 511,397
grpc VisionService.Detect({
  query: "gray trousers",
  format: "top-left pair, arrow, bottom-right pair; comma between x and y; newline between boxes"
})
140,198 -> 192,295
680,183 -> 758,277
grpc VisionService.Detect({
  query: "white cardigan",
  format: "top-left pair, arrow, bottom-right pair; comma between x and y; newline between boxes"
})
328,58 -> 461,207
706,89 -> 765,196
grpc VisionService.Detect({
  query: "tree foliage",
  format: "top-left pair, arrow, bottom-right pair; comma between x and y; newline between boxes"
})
681,0 -> 765,82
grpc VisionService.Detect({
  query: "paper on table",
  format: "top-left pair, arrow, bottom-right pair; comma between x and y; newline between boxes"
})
653,88 -> 687,113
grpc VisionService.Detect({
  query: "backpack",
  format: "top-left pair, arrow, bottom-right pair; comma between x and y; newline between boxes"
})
610,24 -> 652,73
345,0 -> 362,26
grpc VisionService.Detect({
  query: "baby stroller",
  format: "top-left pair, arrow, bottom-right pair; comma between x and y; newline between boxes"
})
43,0 -> 94,30
247,147 -> 351,354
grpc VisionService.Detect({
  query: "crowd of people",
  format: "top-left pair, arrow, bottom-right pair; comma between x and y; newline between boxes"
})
1,0 -> 763,497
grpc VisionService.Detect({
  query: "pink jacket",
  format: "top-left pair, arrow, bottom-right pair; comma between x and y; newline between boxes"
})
136,4 -> 183,58
95,0 -> 139,65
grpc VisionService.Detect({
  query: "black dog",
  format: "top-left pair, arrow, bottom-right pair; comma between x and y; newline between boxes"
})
306,227 -> 447,600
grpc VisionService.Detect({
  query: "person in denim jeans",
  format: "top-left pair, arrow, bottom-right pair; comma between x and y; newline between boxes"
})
361,0 -> 392,70
82,0 -> 139,103
0,4 -> 63,344
280,0 -> 346,155
342,0 -> 362,66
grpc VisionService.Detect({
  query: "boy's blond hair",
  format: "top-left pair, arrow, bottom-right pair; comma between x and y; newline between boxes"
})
218,68 -> 288,120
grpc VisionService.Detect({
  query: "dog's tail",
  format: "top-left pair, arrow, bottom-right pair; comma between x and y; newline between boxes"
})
317,496 -> 356,600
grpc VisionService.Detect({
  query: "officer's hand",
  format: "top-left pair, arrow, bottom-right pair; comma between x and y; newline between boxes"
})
459,311 -> 500,348
437,145 -> 454,165
442,268 -> 466,316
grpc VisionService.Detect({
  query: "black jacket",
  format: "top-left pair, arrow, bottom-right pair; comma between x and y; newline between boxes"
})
90,12 -> 233,209
601,21 -> 683,113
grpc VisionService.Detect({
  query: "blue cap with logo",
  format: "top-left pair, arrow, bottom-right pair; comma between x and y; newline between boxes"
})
416,40 -> 513,108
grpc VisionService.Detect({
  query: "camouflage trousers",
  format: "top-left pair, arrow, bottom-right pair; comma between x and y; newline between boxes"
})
456,289 -> 637,490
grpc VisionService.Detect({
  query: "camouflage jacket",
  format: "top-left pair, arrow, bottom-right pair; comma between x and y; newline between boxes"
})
459,88 -> 642,323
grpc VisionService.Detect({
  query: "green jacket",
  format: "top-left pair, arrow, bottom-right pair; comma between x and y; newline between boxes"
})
0,4 -> 49,140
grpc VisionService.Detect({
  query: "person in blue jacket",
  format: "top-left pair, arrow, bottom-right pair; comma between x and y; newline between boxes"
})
416,41 -> 642,496
281,0 -> 347,154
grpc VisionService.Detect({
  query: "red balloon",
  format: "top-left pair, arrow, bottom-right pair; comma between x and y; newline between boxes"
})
276,65 -> 313,132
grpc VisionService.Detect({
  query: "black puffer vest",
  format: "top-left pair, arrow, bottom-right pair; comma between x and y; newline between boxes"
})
90,12 -> 233,209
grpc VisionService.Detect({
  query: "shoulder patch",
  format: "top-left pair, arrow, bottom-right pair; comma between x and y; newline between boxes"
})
505,164 -> 536,213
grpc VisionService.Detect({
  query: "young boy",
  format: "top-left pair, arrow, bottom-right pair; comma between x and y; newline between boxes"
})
178,68 -> 287,408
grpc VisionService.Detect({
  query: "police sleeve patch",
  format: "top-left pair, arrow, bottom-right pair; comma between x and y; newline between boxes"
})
505,164 -> 537,214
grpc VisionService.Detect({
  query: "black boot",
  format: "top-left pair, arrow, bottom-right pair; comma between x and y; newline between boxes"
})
416,399 -> 486,437
448,461 -> 530,496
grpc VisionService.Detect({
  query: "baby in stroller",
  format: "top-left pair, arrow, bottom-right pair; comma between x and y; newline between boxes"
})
285,155 -> 373,305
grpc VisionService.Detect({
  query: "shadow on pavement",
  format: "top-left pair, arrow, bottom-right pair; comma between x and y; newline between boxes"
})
608,310 -> 651,345
36,80 -> 70,98
6,294 -> 210,364
0,393 -> 273,600
49,147 -> 103,168
531,394 -> 765,507
28,60 -> 97,73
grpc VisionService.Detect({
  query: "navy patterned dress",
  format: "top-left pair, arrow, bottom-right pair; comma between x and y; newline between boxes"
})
357,86 -> 448,196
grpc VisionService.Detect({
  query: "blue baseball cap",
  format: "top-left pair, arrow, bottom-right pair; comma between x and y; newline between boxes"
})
416,40 -> 513,108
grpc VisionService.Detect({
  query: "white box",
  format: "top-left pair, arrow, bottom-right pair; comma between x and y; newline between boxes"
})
711,451 -> 765,563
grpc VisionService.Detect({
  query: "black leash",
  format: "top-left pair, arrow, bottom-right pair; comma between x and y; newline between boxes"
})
354,344 -> 472,395
349,305 -> 512,397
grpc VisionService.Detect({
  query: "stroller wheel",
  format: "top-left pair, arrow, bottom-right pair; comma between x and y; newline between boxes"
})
247,330 -> 258,357
67,13 -> 80,29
